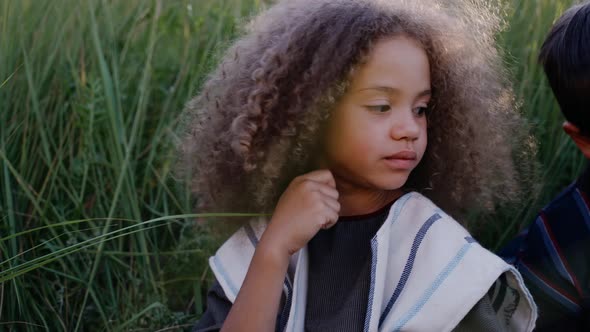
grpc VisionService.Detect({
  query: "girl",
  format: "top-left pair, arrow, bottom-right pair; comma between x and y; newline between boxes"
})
180,0 -> 538,331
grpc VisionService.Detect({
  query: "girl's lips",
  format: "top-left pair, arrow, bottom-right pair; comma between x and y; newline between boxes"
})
383,151 -> 417,169
385,150 -> 417,160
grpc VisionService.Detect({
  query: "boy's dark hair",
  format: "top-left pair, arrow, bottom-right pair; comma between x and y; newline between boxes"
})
539,1 -> 590,135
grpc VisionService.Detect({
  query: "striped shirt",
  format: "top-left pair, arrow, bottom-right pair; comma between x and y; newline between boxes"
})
500,165 -> 590,331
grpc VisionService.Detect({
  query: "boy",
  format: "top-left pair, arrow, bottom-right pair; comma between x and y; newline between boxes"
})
502,2 -> 590,331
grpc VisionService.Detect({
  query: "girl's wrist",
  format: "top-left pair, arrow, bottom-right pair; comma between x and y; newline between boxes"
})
255,236 -> 291,270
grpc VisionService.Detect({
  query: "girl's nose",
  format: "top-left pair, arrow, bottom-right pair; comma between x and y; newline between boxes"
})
390,109 -> 421,141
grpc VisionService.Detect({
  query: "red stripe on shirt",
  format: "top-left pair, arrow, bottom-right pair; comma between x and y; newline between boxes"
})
520,259 -> 581,306
539,212 -> 585,297
578,189 -> 590,213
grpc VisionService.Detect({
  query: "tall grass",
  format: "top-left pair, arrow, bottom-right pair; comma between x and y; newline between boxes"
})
504,0 -> 587,193
481,0 -> 588,248
0,0 -> 266,330
0,0 -> 586,330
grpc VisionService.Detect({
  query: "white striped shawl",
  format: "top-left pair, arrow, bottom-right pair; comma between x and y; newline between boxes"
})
209,192 -> 537,331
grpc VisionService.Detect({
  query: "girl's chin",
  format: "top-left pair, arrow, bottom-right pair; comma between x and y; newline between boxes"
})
373,177 -> 410,190
332,172 -> 409,192
365,182 -> 407,193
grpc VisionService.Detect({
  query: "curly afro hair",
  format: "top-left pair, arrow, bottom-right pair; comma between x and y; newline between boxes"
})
178,0 -> 532,224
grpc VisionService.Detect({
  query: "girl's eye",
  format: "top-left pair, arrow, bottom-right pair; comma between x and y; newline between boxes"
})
414,106 -> 429,117
367,105 -> 391,113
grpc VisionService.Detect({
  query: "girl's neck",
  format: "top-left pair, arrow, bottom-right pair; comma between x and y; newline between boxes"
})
336,184 -> 404,217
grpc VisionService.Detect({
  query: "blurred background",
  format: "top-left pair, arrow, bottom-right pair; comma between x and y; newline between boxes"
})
0,0 -> 587,330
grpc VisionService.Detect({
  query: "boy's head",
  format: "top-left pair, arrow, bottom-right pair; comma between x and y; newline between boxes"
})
539,2 -> 590,157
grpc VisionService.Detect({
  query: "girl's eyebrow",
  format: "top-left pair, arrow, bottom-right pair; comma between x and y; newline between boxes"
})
356,86 -> 432,98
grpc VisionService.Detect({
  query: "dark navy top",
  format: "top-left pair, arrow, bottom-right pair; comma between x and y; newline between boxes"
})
304,201 -> 391,332
500,165 -> 590,331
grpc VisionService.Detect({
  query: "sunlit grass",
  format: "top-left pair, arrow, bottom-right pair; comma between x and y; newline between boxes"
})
476,0 -> 587,249
0,0 -> 267,330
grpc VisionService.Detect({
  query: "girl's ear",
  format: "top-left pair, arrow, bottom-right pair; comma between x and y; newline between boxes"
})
563,121 -> 590,159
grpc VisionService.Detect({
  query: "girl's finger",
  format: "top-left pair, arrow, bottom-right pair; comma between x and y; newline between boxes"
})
322,197 -> 340,213
321,222 -> 334,230
301,169 -> 336,187
321,212 -> 339,229
315,185 -> 339,200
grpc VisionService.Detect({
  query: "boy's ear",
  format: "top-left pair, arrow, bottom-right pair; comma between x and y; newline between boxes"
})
563,121 -> 590,159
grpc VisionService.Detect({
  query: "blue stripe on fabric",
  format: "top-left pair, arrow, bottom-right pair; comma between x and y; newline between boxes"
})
391,242 -> 473,332
363,238 -> 379,332
212,255 -> 239,298
364,192 -> 414,331
573,189 -> 590,231
244,224 -> 259,246
378,213 -> 442,327
464,236 -> 477,244
386,193 -> 414,229
535,216 -> 576,286
517,261 -> 582,313
283,275 -> 293,304
278,277 -> 293,332
433,208 -> 447,218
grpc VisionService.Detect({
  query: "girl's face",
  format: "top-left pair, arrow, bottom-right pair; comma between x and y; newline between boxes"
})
321,35 -> 430,195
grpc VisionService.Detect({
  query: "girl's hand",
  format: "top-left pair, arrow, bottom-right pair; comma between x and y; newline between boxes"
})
260,169 -> 340,257
221,169 -> 339,332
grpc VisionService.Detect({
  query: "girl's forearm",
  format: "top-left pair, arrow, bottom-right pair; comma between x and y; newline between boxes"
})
220,239 -> 291,332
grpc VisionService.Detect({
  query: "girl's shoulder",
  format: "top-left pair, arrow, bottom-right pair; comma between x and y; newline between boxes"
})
372,191 -> 538,331
207,217 -> 281,302
385,191 -> 466,234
